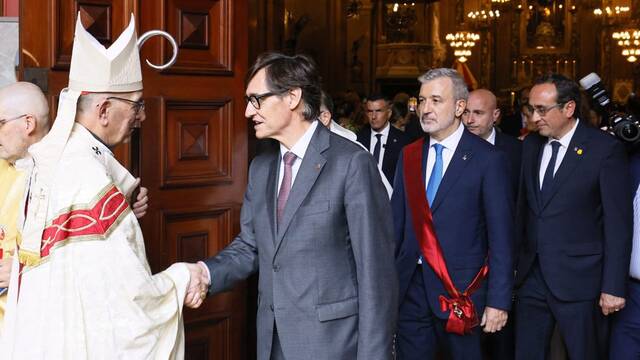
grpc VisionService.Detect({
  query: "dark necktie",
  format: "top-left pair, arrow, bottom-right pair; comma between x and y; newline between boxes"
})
373,133 -> 383,164
277,152 -> 297,224
541,141 -> 561,203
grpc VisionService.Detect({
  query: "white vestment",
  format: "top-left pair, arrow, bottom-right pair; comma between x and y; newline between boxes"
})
1,123 -> 189,359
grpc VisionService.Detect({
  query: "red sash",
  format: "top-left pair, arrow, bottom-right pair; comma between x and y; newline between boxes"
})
403,139 -> 488,335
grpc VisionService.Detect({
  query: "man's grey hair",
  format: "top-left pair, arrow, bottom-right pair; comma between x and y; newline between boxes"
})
418,68 -> 469,101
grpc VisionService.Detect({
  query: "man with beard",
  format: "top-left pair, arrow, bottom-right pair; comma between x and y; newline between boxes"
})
393,68 -> 514,359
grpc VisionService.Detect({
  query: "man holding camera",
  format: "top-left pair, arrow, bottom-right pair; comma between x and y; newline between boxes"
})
515,74 -> 633,360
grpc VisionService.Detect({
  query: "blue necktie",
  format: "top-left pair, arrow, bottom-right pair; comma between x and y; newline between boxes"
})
426,143 -> 444,206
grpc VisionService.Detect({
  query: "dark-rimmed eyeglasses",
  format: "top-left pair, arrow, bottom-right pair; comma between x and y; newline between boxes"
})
525,103 -> 565,117
0,114 -> 27,127
106,97 -> 145,115
244,92 -> 282,110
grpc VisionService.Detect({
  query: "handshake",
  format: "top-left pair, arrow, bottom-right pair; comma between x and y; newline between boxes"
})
184,262 -> 211,309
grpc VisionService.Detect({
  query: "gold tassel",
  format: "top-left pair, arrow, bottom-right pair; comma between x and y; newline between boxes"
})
18,249 -> 40,266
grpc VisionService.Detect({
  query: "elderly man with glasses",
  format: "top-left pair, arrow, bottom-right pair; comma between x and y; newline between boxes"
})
514,73 -> 633,360
0,80 -> 151,332
0,16 -> 198,358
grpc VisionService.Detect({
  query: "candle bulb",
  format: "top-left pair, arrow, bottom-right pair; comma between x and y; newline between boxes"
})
572,60 -> 576,78
513,60 -> 517,79
556,60 -> 560,73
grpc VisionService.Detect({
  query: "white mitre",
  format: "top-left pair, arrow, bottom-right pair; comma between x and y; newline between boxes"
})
19,14 -> 145,265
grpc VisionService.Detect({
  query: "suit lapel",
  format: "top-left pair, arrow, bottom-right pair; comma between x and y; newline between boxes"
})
430,130 -> 473,213
275,125 -> 329,254
266,155 -> 278,245
382,126 -> 400,173
540,122 -> 589,210
529,134 -> 545,212
361,127 -> 371,150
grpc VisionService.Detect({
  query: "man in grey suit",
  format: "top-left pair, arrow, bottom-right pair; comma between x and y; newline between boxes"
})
186,52 -> 398,360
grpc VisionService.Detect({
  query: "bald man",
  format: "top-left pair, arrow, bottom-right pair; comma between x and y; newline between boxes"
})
0,82 -> 50,314
0,82 -> 148,325
462,89 -> 521,360
463,89 -> 522,196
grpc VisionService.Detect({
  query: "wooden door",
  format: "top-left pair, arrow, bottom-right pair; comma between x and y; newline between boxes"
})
19,1 -> 249,359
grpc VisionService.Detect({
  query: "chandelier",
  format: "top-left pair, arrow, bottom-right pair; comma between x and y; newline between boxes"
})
612,28 -> 640,62
467,9 -> 501,25
445,31 -> 480,63
594,6 -> 630,17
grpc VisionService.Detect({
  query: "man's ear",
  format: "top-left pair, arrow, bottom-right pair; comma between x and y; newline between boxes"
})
493,109 -> 501,124
24,114 -> 37,136
455,99 -> 467,117
564,100 -> 576,119
287,88 -> 303,111
97,99 -> 111,127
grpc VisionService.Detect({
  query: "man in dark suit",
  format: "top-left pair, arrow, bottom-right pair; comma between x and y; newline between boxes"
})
463,88 -> 522,197
393,68 -> 514,359
463,88 -> 521,359
357,93 -> 410,185
500,87 -> 530,137
515,74 -> 633,360
188,52 -> 398,360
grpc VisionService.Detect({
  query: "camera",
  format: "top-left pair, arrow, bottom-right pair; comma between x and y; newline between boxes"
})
579,73 -> 640,143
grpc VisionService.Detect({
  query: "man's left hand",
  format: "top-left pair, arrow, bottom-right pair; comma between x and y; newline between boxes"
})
132,185 -> 149,219
600,292 -> 625,316
481,306 -> 508,333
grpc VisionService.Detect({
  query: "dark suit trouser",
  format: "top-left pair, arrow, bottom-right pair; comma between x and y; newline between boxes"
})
271,325 -> 286,360
482,309 -> 515,360
397,265 -> 483,360
610,280 -> 640,360
515,261 -> 600,360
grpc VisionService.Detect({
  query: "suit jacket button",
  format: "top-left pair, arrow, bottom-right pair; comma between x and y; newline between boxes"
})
270,304 -> 274,311
273,264 -> 280,272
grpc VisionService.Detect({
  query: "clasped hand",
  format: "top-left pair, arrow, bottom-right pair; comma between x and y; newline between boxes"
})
184,263 -> 210,309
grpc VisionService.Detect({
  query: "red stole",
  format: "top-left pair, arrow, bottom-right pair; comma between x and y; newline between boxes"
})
403,139 -> 488,335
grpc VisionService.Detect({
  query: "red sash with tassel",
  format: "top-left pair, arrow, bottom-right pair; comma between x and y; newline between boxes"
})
403,139 -> 488,335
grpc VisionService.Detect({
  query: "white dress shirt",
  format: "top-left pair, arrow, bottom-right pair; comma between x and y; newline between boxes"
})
630,183 -> 640,279
278,120 -> 318,191
369,122 -> 391,168
538,120 -> 579,189
486,127 -> 497,145
329,120 -> 393,198
424,122 -> 465,189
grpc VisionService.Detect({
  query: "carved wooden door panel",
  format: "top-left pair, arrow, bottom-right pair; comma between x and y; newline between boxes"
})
20,1 -> 249,359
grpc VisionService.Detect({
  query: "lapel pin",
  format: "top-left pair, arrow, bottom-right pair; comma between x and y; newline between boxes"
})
462,154 -> 468,161
575,148 -> 583,155
315,164 -> 322,171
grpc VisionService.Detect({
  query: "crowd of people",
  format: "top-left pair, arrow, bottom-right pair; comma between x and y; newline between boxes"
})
0,15 -> 639,360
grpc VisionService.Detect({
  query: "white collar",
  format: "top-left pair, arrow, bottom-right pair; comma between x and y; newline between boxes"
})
547,119 -> 579,148
279,120 -> 318,160
486,127 -> 497,145
372,122 -> 391,137
430,122 -> 465,150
